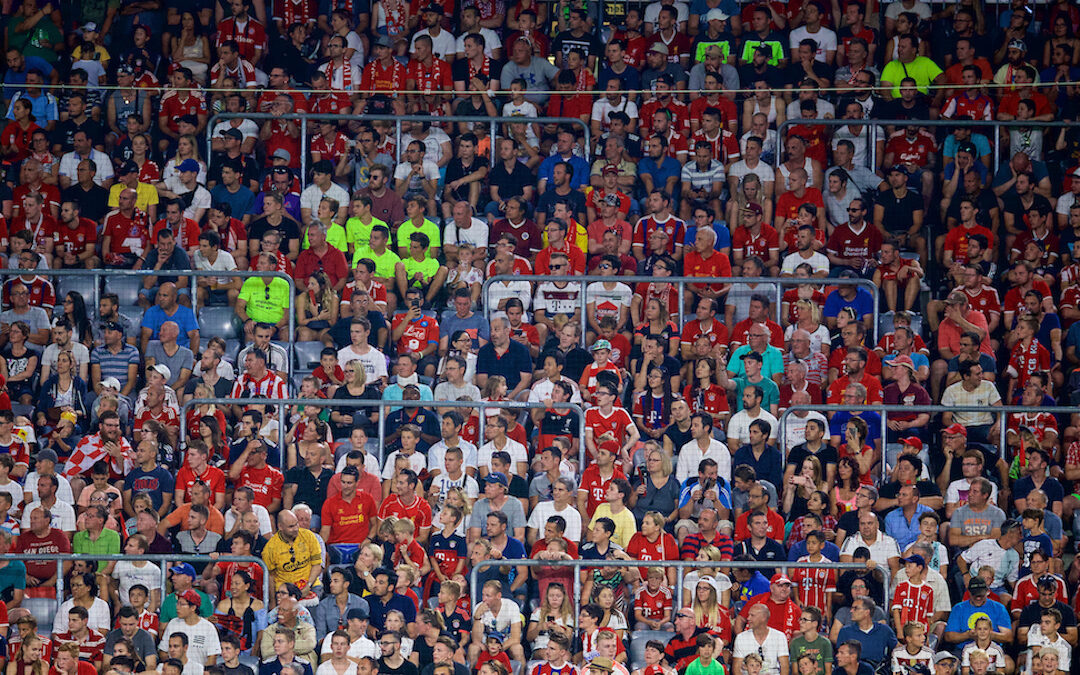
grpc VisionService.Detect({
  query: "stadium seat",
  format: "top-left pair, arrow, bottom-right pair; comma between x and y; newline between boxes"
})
104,277 -> 143,306
55,276 -> 99,305
118,306 -> 144,330
629,630 -> 675,669
199,306 -> 241,340
294,341 -> 325,370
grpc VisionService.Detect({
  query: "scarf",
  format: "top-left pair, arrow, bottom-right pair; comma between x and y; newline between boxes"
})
325,58 -> 353,91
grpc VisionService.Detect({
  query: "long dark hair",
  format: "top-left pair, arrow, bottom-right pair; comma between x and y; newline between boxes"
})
199,415 -> 226,453
647,365 -> 674,425
64,292 -> 93,345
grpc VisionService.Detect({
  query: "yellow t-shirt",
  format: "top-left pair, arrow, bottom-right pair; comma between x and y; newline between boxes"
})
261,528 -> 324,589
589,503 -> 638,549
108,182 -> 159,213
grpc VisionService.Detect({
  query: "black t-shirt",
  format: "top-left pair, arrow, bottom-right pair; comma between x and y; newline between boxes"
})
731,538 -> 786,578
283,465 -> 334,508
877,98 -> 932,123
209,151 -> 261,188
786,443 -> 838,471
1017,600 -> 1077,631
489,159 -> 535,202
1001,193 -> 1053,227
945,188 -> 999,227
379,657 -> 420,675
874,188 -> 923,234
536,187 -> 587,223
450,59 -> 503,86
444,156 -> 487,204
737,64 -> 786,93
877,479 -> 942,500
664,422 -> 693,455
62,183 -> 110,223
248,216 -> 302,253
551,29 -> 604,62
836,568 -> 886,606
52,118 -> 106,154
221,663 -> 256,675
785,59 -> 836,87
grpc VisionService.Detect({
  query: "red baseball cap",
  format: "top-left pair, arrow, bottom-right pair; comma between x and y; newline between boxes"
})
943,424 -> 967,437
900,436 -> 923,450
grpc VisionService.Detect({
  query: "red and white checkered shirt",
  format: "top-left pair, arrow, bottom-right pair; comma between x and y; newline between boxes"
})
231,371 -> 288,400
63,433 -> 134,480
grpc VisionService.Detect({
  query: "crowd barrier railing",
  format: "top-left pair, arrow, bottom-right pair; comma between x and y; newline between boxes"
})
206,113 -> 592,186
471,557 -> 867,620
779,403 -> 1078,478
4,553 -> 272,607
774,117 -> 1080,175
483,274 -> 880,346
180,397 -> 586,470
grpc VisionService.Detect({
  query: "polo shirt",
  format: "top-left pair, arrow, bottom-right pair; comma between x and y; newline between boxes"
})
476,341 -> 533,390
238,277 -> 292,324
72,528 -> 121,572
108,182 -> 159,213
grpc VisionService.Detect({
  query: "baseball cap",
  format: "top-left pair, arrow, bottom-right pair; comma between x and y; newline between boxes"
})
934,653 -> 958,665
741,351 -> 764,363
81,22 -> 98,33
967,576 -> 988,593
900,436 -> 923,450
706,8 -> 730,21
117,64 -> 135,76
101,377 -> 122,390
602,164 -> 620,175
1008,38 -> 1027,51
170,563 -> 196,578
591,339 -> 612,351
648,43 -> 669,56
886,354 -> 915,372
603,194 -> 620,206
889,164 -> 908,175
222,128 -> 244,141
656,73 -> 675,86
118,160 -> 139,175
147,364 -> 172,381
36,449 -> 58,464
178,158 -> 200,173
272,149 -> 292,162
346,607 -> 370,620
943,423 -> 967,437
484,472 -> 509,487
743,203 -> 763,216
374,35 -> 393,48
102,321 -> 125,335
178,589 -> 202,606
421,3 -> 443,13
770,573 -> 792,584
1071,168 -> 1080,179
900,554 -> 926,568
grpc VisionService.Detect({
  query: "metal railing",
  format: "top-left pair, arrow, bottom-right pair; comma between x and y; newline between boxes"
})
778,403 -> 1078,476
774,117 -> 1080,175
470,557 -> 866,619
180,398 -> 586,469
206,113 -> 592,186
484,274 -> 880,344
5,553 -> 272,607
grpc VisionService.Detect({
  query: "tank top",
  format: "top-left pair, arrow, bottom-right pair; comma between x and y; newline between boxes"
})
109,89 -> 144,125
752,96 -> 779,126
833,486 -> 857,514
778,157 -> 817,188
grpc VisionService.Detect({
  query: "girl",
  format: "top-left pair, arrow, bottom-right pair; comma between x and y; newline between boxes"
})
0,100 -> 39,163
129,133 -> 161,183
58,293 -> 94,349
160,134 -> 207,186
683,358 -> 730,430
837,417 -> 876,486
296,271 -> 340,344
726,174 -> 772,232
215,571 -> 264,650
7,635 -> 47,675
633,297 -> 680,357
526,582 -> 575,653
1,322 -> 40,405
633,367 -> 674,442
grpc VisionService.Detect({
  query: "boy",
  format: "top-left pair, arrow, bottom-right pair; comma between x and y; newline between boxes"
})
427,506 -> 467,594
792,531 -> 836,621
633,568 -> 674,631
474,635 -> 512,674
960,617 -> 1008,674
890,622 -> 933,674
579,340 -> 622,405
1026,608 -> 1070,675
436,580 -> 470,647
1019,509 -> 1053,578
789,607 -> 831,674
127,584 -> 160,638
447,242 -> 483,305
312,347 -> 345,397
685,634 -> 725,675
891,555 -> 937,639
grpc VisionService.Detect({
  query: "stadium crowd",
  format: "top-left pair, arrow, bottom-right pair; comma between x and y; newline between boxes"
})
2,2 -> 1080,675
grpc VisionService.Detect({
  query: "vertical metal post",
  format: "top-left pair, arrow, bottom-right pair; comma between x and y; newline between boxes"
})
1000,412 -> 1008,459
378,402 -> 387,467
881,410 -> 888,482
677,281 -> 686,329
573,563 -> 583,622
774,282 -> 783,325
993,122 -> 1000,173
395,121 -> 403,165
869,281 -> 880,341
580,281 -> 588,347
869,125 -> 876,170
490,120 -> 498,168
279,402 -> 287,467
676,567 -> 685,608
478,402 -> 487,449
301,118 -> 309,189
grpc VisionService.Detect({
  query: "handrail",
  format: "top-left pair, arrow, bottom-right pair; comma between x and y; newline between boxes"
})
778,403 -> 1077,476
4,553 -> 272,608
470,557 -> 866,621
483,274 -> 880,345
180,398 -> 586,470
773,117 -> 1080,177
206,113 -> 592,187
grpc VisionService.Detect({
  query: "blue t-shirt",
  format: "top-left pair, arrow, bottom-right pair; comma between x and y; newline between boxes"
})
829,411 -> 882,447
882,351 -> 929,373
538,154 -> 591,191
210,184 -> 256,221
944,599 -> 1011,637
639,156 -> 683,195
731,445 -> 783,487
943,132 -> 991,159
1018,533 -> 1053,578
823,287 -> 875,321
685,222 -> 732,252
140,304 -> 200,347
2,56 -> 53,101
787,539 -> 841,561
123,466 -> 176,511
836,622 -> 897,665
678,477 -> 733,511
439,311 -> 491,349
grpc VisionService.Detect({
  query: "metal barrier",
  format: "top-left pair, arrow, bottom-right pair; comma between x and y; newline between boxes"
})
470,557 -> 866,620
484,274 -> 880,345
773,117 -> 1080,175
206,113 -> 592,186
5,553 -> 272,607
778,403 -> 1079,475
180,398 -> 586,469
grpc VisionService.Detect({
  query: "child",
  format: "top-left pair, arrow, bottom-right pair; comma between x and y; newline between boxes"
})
0,493 -> 18,536
960,617 -> 1008,674
437,580 -> 471,645
1019,509 -> 1053,578
126,584 -> 160,638
1026,608 -> 1070,674
596,316 -> 631,369
313,347 -> 346,397
633,568 -> 674,631
1037,649 -> 1063,675
447,242 -> 483,305
793,531 -> 837,621
793,654 -> 820,675
76,460 -> 124,518
891,622 -> 934,674
391,518 -> 429,575
427,506 -> 467,599
474,635 -> 512,674
964,650 -> 992,675
579,339 -> 622,404
684,632 -> 724,675
891,554 -> 936,638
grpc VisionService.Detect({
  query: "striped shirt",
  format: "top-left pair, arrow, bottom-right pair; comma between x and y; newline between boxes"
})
53,629 -> 106,664
89,344 -> 141,390
680,159 -> 726,191
230,371 -> 288,399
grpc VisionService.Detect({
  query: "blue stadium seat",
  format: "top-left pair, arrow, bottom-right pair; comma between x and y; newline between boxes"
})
629,631 -> 675,669
118,306 -> 144,330
105,277 -> 143,306
55,276 -> 99,305
199,306 -> 241,340
294,341 -> 325,370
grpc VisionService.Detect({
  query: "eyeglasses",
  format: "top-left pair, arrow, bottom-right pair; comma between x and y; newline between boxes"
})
550,264 -> 566,270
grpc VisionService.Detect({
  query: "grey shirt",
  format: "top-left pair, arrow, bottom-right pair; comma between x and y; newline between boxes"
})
469,496 -> 527,535
500,57 -> 559,105
146,341 -> 195,388
432,381 -> 480,402
689,62 -> 739,92
439,311 -> 490,349
826,164 -> 884,197
950,503 -> 1007,538
0,306 -> 50,334
104,627 -> 157,661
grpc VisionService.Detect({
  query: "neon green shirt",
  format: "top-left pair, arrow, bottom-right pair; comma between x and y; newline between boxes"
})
401,256 -> 442,286
353,245 -> 402,279
303,223 -> 348,254
345,215 -> 387,250
396,218 -> 441,257
686,658 -> 726,675
238,277 -> 292,324
880,56 -> 944,97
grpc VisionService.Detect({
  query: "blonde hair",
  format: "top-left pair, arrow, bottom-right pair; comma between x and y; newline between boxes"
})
395,565 -> 418,585
392,518 -> 416,536
481,375 -> 506,399
692,581 -> 721,629
349,360 -> 368,388
794,298 -> 821,325
17,636 -> 47,675
539,582 -> 574,624
644,442 -> 672,477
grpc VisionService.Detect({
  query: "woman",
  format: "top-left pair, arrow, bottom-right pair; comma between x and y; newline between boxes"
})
330,362 -> 381,439
197,415 -> 230,463
108,639 -> 145,672
28,130 -> 59,183
633,297 -> 680,357
726,174 -> 773,231
682,358 -> 729,430
526,582 -> 575,653
681,546 -> 730,607
630,444 -> 681,526
318,631 -> 357,675
54,572 -> 111,633
168,11 -> 211,83
633,367 -> 674,442
785,296 -> 830,356
836,418 -> 876,489
349,543 -> 385,596
436,330 -> 478,383
594,586 -> 628,640
296,271 -> 340,344
160,134 -> 207,185
443,487 -> 472,537
7,635 -> 46,675
691,578 -> 732,640
479,661 -> 509,675
410,610 -> 445,667
385,610 -> 415,656
36,351 -> 89,432
214,571 -> 264,650
625,512 -> 679,586
788,490 -> 837,544
58,293 -> 94,349
782,456 -> 827,520
1,322 -> 39,405
287,418 -> 333,471
0,99 -> 39,163
129,133 -> 161,184
1044,15 -> 1080,66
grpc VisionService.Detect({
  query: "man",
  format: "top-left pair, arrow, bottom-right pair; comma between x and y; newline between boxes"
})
58,129 -> 113,191
676,413 -> 731,485
104,607 -> 157,669
158,589 -> 222,665
368,568 -> 417,635
732,604 -> 790,675
228,438 -> 284,515
469,472 -> 526,543
294,222 -> 348,293
836,598 -> 898,669
469,579 -> 524,664
60,159 -> 109,222
320,466 -> 379,557
946,469 -> 1005,545
63,411 -> 133,491
230,349 -> 288,418
263,510 -> 324,594
477,317 -> 533,400
736,573 -> 802,638
139,283 -> 200,355
17,505 -> 72,593
840,510 -> 901,574
257,624 -> 313,675
942,577 -> 1013,648
956,521 -> 1021,598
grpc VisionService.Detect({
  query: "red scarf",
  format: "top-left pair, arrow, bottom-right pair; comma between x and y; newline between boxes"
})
325,58 -> 352,91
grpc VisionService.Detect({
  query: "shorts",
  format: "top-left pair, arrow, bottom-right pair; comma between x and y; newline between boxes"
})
140,284 -> 191,300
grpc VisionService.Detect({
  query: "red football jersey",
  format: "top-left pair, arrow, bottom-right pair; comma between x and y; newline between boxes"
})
891,580 -> 935,631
